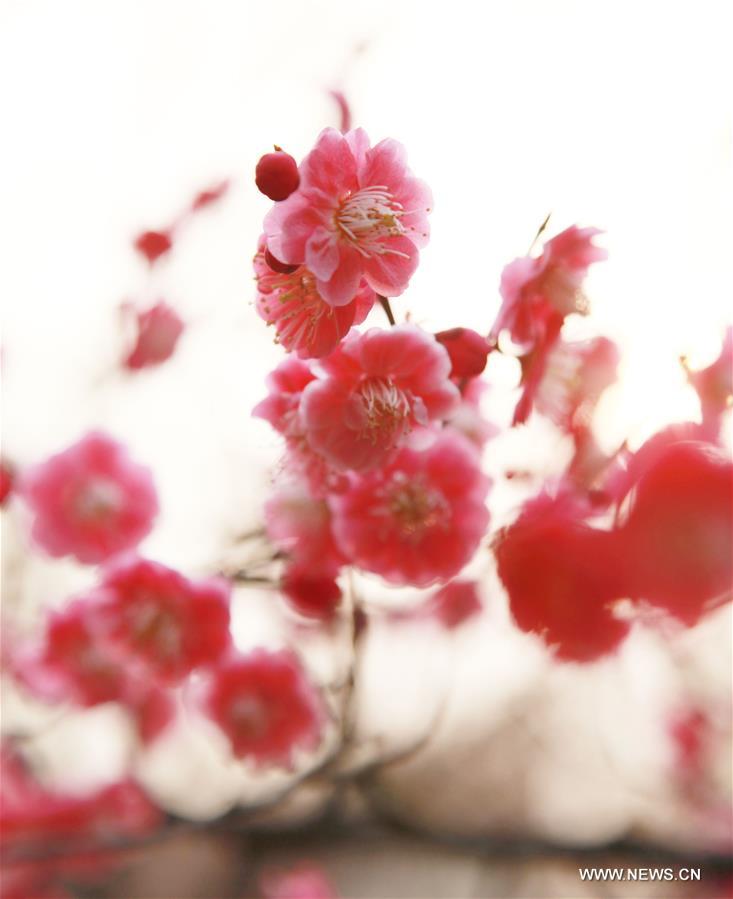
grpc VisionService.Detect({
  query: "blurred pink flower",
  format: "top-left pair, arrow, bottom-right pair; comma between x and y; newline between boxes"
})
264,128 -> 432,306
617,437 -> 733,625
425,580 -> 483,630
133,229 -> 173,265
492,226 -> 607,351
1,745 -> 160,849
330,431 -> 490,587
494,491 -> 630,663
262,863 -> 339,899
435,327 -> 491,380
190,178 -> 230,212
281,564 -> 342,621
0,458 -> 14,506
123,301 -> 185,371
253,357 -> 317,438
264,481 -> 344,570
683,326 -> 733,442
516,335 -> 619,428
254,238 -> 374,359
17,599 -> 129,707
444,377 -> 498,449
96,556 -> 231,684
20,432 -> 158,564
201,650 -> 325,768
301,325 -> 459,472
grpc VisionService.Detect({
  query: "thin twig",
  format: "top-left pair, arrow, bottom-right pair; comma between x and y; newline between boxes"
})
377,295 -> 396,326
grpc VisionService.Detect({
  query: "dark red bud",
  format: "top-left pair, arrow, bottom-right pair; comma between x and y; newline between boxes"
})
435,327 -> 491,378
265,248 -> 299,275
134,230 -> 173,265
255,150 -> 300,202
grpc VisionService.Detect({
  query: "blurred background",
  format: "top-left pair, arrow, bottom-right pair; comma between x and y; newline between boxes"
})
1,1 -> 731,896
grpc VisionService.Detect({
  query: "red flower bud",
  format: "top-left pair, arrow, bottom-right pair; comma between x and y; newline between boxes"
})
255,150 -> 300,202
133,230 -> 173,265
435,328 -> 491,379
264,247 -> 299,275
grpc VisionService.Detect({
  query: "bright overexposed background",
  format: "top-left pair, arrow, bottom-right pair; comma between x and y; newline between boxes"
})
1,0 -> 731,851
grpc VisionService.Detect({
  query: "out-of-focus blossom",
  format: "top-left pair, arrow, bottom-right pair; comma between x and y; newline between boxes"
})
330,431 -> 490,587
123,301 -> 185,371
95,556 -> 232,684
190,179 -> 230,212
256,149 -> 300,202
494,492 -> 630,662
617,438 -> 733,625
264,128 -> 432,306
0,744 -> 160,848
264,481 -> 344,570
262,863 -> 339,899
14,599 -> 128,707
253,357 -> 317,438
435,328 -> 491,380
424,579 -> 482,630
668,705 -> 710,783
254,238 -> 374,359
133,229 -> 173,265
201,650 -> 325,768
683,326 -> 733,442
491,226 -> 607,429
281,564 -> 342,621
516,335 -> 619,429
10,594 -> 178,745
329,88 -> 352,133
492,226 -> 607,351
0,459 -> 14,506
19,432 -> 158,564
444,377 -> 499,449
253,358 -> 348,496
301,325 -> 458,472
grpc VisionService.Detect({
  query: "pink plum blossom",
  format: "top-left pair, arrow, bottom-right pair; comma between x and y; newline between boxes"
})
492,226 -> 607,351
683,326 -> 733,442
253,357 -> 317,438
201,650 -> 325,768
281,564 -> 342,621
123,301 -> 185,371
19,432 -> 158,564
264,128 -> 432,306
264,481 -> 344,571
254,237 -> 374,359
494,491 -> 630,662
330,431 -> 490,587
95,556 -> 232,684
262,864 -> 339,899
516,335 -> 619,428
253,358 -> 346,494
301,325 -> 459,472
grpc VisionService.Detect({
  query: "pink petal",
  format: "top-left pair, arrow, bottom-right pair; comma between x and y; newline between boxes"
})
316,244 -> 364,307
362,235 -> 419,297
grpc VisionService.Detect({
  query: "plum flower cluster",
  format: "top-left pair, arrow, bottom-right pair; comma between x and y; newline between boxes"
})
7,432 -> 326,771
253,129 -> 494,606
253,128 -> 732,659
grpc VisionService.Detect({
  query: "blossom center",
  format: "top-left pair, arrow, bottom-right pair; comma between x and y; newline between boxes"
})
386,474 -> 450,539
73,478 -> 122,523
336,186 -> 407,258
259,265 -> 333,347
130,601 -> 182,660
229,695 -> 270,738
357,377 -> 411,445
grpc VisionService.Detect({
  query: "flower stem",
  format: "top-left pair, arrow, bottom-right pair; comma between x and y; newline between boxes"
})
377,295 -> 396,326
